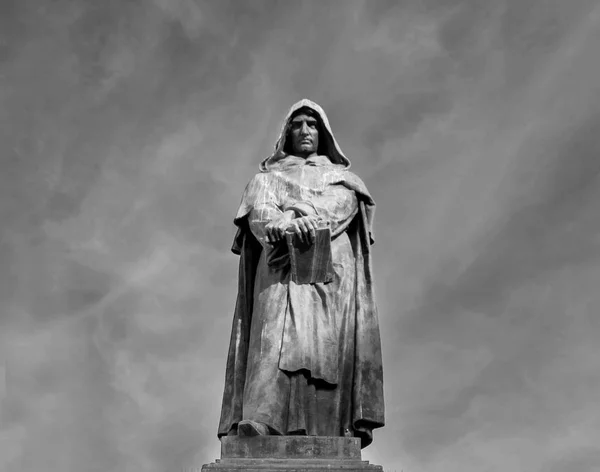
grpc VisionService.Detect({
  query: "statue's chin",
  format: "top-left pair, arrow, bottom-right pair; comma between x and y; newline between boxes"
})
293,150 -> 317,159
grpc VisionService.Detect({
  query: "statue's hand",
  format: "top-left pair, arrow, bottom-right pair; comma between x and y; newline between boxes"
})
286,215 -> 321,245
265,210 -> 295,244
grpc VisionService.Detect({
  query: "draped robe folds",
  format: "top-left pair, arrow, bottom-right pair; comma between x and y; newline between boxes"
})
217,99 -> 384,448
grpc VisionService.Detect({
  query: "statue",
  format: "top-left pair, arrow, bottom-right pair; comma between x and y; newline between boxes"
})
217,99 -> 384,448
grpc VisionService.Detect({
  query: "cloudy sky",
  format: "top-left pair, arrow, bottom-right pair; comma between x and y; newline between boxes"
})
1,1 -> 600,471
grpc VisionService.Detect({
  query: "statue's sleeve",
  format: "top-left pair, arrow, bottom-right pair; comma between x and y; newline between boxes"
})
236,173 -> 284,248
285,184 -> 359,239
248,204 -> 284,247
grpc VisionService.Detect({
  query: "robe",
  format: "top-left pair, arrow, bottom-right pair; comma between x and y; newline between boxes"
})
217,154 -> 384,447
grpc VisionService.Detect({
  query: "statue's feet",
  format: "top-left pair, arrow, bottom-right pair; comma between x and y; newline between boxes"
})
238,420 -> 270,437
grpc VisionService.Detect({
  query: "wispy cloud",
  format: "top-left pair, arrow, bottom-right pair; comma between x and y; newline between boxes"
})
1,1 -> 599,472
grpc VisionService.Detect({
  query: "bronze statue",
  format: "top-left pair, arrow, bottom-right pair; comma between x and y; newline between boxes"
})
217,99 -> 384,448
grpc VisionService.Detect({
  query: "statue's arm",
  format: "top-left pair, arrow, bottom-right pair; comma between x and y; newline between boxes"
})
236,173 -> 291,247
284,185 -> 359,238
248,204 -> 294,247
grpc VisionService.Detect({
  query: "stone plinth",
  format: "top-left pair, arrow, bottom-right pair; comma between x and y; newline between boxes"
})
201,436 -> 383,471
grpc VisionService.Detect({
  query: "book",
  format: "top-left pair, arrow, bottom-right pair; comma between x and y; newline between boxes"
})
285,225 -> 334,285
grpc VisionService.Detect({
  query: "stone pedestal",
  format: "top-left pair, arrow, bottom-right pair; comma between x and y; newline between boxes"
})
202,436 -> 383,471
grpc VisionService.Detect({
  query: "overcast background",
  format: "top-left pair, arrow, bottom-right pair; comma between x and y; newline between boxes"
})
1,1 -> 600,471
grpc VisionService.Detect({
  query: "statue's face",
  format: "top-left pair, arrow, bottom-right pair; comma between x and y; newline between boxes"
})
289,113 -> 319,158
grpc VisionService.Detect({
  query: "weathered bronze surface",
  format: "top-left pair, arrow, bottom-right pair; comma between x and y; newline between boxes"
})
221,436 -> 362,459
202,436 -> 383,471
217,99 -> 384,450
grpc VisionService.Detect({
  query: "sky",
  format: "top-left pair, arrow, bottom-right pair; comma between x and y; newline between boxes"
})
1,1 -> 600,471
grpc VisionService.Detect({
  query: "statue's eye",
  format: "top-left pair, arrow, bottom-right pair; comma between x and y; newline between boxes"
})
291,119 -> 317,129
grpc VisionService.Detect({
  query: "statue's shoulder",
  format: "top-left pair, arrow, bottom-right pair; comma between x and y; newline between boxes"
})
338,167 -> 366,185
336,167 -> 373,201
240,170 -> 282,198
245,171 -> 272,186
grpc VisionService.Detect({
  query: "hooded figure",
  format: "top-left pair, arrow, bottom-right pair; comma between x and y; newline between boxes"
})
217,99 -> 384,448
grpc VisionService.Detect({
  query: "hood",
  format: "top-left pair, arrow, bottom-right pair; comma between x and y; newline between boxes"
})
259,99 -> 351,171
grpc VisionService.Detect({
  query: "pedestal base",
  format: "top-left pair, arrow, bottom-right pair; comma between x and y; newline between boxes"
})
202,436 -> 383,472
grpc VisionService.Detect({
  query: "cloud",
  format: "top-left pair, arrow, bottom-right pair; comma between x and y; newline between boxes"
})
2,1 -> 600,472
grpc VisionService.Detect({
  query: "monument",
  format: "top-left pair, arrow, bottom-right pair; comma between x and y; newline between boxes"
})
202,99 -> 385,471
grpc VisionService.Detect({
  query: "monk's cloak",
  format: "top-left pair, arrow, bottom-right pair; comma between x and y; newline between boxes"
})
217,99 -> 384,448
